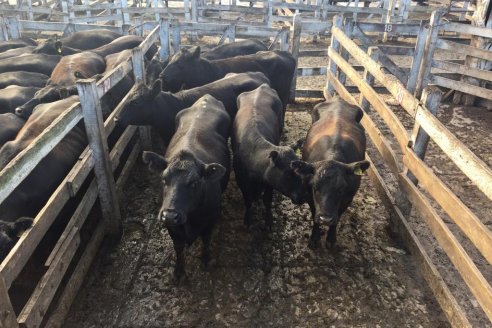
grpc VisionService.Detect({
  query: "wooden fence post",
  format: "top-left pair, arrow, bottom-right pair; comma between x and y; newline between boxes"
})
359,46 -> 379,112
0,17 -> 7,41
406,86 -> 443,184
325,14 -> 343,98
159,19 -> 170,59
191,0 -> 198,22
171,19 -> 181,54
338,18 -> 354,86
290,13 -> 302,104
280,27 -> 289,51
407,20 -> 428,95
382,0 -> 396,41
0,276 -> 18,328
76,79 -> 122,236
120,0 -> 130,25
6,17 -> 21,39
131,47 -> 152,151
414,10 -> 445,98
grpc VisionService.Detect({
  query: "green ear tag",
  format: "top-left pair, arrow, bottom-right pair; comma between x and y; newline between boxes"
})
354,167 -> 363,176
57,48 -> 62,54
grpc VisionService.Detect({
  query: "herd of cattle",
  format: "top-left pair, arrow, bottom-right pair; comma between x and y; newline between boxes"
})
0,29 -> 369,282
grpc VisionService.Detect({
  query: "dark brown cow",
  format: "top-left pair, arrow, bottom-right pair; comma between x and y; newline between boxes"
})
0,54 -> 61,75
32,29 -> 121,54
0,38 -> 37,53
291,97 -> 370,249
0,113 -> 24,147
0,86 -> 40,114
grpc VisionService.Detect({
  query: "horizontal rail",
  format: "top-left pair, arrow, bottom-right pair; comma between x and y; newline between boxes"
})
18,20 -> 126,33
414,105 -> 492,200
431,75 -> 492,100
432,59 -> 492,82
436,38 -> 492,61
440,22 -> 492,38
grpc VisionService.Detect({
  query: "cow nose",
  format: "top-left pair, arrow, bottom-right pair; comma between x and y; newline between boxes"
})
160,210 -> 180,225
318,216 -> 335,226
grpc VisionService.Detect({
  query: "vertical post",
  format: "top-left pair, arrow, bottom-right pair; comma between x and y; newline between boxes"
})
322,0 -> 328,20
325,14 -> 343,98
6,17 -> 21,39
159,18 -> 170,59
0,17 -> 7,41
382,0 -> 396,41
266,0 -> 273,27
76,79 -> 122,236
154,0 -> 159,21
280,27 -> 289,51
353,0 -> 359,21
228,24 -> 236,43
398,0 -> 410,21
0,276 -> 19,328
131,47 -> 152,151
172,20 -> 181,54
184,0 -> 191,21
68,0 -> 75,22
121,0 -> 130,25
460,0 -> 469,21
62,0 -> 69,23
290,13 -> 302,103
407,20 -> 427,95
191,0 -> 198,22
83,0 -> 90,18
414,10 -> 444,98
359,47 -> 379,112
27,0 -> 33,20
338,18 -> 353,86
406,86 -> 443,185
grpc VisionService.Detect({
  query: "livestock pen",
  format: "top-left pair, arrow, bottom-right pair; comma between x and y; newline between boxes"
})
0,3 -> 491,328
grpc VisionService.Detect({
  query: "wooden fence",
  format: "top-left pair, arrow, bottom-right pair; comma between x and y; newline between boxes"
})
0,22 -> 163,328
325,13 -> 492,327
414,10 -> 492,104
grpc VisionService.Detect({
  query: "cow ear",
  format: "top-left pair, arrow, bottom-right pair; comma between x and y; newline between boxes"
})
191,46 -> 201,59
142,151 -> 167,172
10,217 -> 33,237
55,40 -> 62,54
202,163 -> 226,181
291,160 -> 314,176
151,80 -> 162,97
346,160 -> 370,176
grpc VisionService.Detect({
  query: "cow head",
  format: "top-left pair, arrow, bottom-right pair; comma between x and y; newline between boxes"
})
146,53 -> 169,86
265,147 -> 308,204
15,85 -> 77,119
291,159 -> 370,225
143,150 -> 225,227
114,80 -> 162,127
32,37 -> 63,55
159,46 -> 201,92
0,217 -> 33,260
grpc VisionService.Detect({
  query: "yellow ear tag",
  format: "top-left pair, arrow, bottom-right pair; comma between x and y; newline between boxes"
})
354,167 -> 364,176
295,148 -> 301,157
57,48 -> 62,54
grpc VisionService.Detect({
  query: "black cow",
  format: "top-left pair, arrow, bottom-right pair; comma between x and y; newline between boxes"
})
15,51 -> 106,118
0,38 -> 37,53
233,84 -> 306,230
0,113 -> 24,147
142,94 -> 230,280
146,40 -> 267,85
291,97 -> 370,249
0,54 -> 61,75
0,96 -> 86,259
0,46 -> 35,60
0,72 -> 49,89
160,49 -> 295,108
116,72 -> 270,144
0,86 -> 40,114
32,29 -> 121,54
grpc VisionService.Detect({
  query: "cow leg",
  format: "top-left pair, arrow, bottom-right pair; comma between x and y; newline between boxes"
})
234,159 -> 257,228
173,239 -> 186,281
200,226 -> 213,269
308,201 -> 321,249
263,186 -> 274,232
326,225 -> 337,248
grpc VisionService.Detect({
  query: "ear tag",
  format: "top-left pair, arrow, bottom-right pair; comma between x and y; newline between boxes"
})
354,167 -> 364,176
295,148 -> 301,157
57,48 -> 62,54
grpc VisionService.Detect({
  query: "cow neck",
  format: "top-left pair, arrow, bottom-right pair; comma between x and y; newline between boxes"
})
153,91 -> 183,119
61,46 -> 81,55
199,58 -> 223,81
249,125 -> 280,175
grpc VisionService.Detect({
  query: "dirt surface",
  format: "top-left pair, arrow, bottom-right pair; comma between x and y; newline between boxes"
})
65,103 -> 448,327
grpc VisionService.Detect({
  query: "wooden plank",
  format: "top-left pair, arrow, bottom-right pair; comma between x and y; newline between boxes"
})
95,58 -> 132,99
365,156 -> 471,328
0,104 -> 82,206
326,15 -> 343,98
332,26 -> 418,117
104,84 -> 138,134
295,89 -> 324,98
77,79 -> 122,236
297,66 -> 326,76
116,140 -> 142,195
138,23 -> 160,54
441,22 -> 492,38
0,276 -> 18,328
43,221 -> 106,328
432,59 -> 492,82
328,46 -> 410,151
299,49 -> 327,57
436,38 -> 492,61
378,45 -> 414,56
403,150 -> 492,266
18,228 -> 80,327
407,21 -> 428,94
414,105 -> 492,200
360,47 -> 378,112
399,174 -> 492,322
290,13 -> 302,103
355,21 -> 421,35
432,75 -> 492,100
197,4 -> 267,13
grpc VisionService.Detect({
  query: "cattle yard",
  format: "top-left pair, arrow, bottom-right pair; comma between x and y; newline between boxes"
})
0,0 -> 491,327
